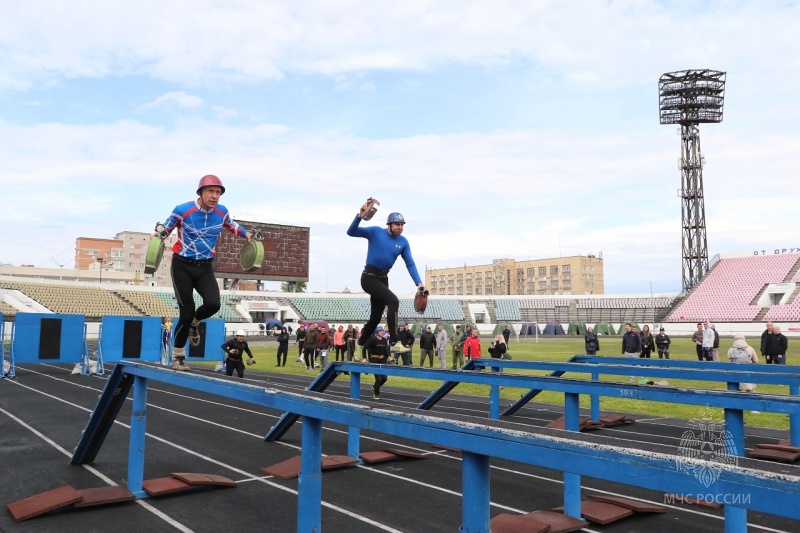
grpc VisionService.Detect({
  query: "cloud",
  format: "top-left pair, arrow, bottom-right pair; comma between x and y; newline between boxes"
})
140,91 -> 203,110
1,2 -> 799,90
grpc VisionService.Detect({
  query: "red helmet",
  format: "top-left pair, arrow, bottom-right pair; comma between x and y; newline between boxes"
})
196,175 -> 225,195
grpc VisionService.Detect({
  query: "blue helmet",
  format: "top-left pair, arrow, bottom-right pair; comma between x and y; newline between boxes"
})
386,212 -> 406,225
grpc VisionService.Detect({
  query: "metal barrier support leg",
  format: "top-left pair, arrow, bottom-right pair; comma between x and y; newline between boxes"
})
298,416 -> 322,532
128,375 -> 148,498
348,373 -> 362,459
724,397 -> 747,533
590,371 -> 600,421
790,384 -> 800,446
489,366 -> 500,420
564,392 -> 582,518
460,451 -> 490,533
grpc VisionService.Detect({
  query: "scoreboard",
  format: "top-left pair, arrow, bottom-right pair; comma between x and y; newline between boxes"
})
213,219 -> 309,282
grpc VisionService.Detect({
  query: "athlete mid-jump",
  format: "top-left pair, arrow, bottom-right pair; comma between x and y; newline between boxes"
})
160,175 -> 251,370
347,204 -> 424,347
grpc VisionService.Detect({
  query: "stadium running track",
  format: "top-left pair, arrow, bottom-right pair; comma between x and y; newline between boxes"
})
1,348 -> 798,533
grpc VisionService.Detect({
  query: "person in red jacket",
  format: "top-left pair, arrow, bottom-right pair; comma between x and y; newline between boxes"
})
463,328 -> 481,362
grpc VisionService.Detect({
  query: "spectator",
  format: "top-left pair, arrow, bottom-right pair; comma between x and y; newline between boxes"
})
701,321 -> 715,361
463,328 -> 481,361
302,324 -> 318,371
316,325 -> 331,370
584,326 -> 599,355
220,329 -> 255,378
765,325 -> 788,365
655,327 -> 671,359
344,325 -> 356,361
488,334 -> 507,360
620,323 -> 642,383
727,334 -> 759,391
363,327 -> 391,399
691,322 -> 704,361
760,321 -> 774,361
502,323 -> 511,344
334,325 -> 346,362
276,327 -> 290,366
435,323 -> 448,369
711,324 -> 720,361
419,325 -> 436,367
295,324 -> 306,363
396,323 -> 415,366
640,325 -> 654,359
451,325 -> 465,369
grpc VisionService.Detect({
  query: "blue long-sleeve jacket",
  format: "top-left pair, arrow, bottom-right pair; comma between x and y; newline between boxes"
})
347,215 -> 422,285
163,200 -> 247,260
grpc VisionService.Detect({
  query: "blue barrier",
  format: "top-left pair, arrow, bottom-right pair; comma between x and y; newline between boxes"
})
97,316 -> 164,374
168,318 -> 225,364
487,356 -> 800,445
8,313 -> 88,378
74,361 -> 800,533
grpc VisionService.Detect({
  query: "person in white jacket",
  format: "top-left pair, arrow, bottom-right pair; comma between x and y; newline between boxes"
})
435,324 -> 449,369
727,334 -> 759,392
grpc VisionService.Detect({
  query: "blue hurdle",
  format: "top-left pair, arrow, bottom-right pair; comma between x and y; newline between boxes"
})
74,361 -> 800,533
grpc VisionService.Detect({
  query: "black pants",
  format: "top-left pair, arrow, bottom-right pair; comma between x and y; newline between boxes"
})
171,256 -> 220,349
297,340 -> 304,357
373,374 -> 388,394
277,344 -> 288,366
226,359 -> 245,378
641,348 -> 652,358
695,344 -> 703,361
335,345 -> 346,361
303,347 -> 316,369
347,340 -> 356,361
360,273 -> 399,341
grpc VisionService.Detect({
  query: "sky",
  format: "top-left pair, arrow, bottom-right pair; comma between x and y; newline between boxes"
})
1,1 -> 799,295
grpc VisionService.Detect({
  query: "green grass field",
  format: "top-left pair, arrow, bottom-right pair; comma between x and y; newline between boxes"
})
206,335 -> 791,431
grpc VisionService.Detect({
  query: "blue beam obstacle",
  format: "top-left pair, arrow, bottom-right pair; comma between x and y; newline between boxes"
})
73,361 -> 800,533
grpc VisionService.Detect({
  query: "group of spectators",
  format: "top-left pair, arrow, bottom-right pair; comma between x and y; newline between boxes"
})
595,323 -> 673,360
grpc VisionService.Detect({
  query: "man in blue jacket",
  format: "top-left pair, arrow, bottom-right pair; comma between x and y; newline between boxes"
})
160,175 -> 251,371
348,208 -> 424,347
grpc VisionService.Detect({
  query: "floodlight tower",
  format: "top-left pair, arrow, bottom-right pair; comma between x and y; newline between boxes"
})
659,69 -> 726,293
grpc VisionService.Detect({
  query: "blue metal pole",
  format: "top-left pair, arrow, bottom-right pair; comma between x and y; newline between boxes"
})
128,375 -> 148,498
563,392 -> 582,518
348,373 -> 362,459
590,371 -> 600,421
790,384 -> 800,446
489,365 -> 500,420
298,416 -> 323,532
723,382 -> 747,533
460,451 -> 490,533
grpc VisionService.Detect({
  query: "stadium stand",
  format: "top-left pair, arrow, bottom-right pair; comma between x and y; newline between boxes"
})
667,254 -> 800,322
155,292 -> 247,322
289,297 -> 465,323
578,297 -> 675,324
114,289 -> 177,318
0,301 -> 17,318
0,280 -> 139,319
494,299 -> 522,321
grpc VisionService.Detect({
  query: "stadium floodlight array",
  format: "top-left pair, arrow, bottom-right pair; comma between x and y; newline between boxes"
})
659,69 -> 726,293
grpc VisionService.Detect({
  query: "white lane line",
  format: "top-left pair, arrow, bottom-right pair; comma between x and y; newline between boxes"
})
0,405 -> 194,533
